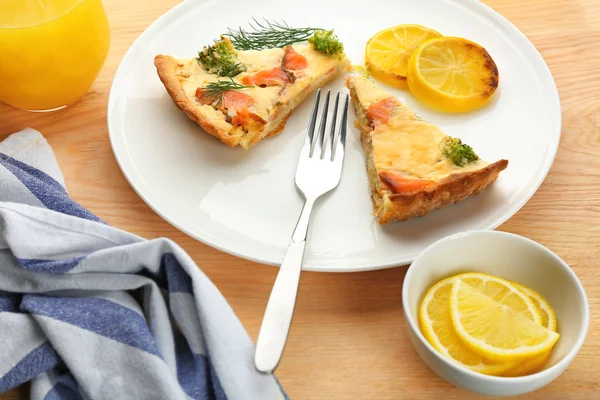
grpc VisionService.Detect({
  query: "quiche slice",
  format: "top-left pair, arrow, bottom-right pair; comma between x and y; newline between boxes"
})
155,37 -> 349,149
346,76 -> 508,224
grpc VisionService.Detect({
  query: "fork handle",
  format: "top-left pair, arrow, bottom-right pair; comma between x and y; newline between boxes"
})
255,198 -> 314,374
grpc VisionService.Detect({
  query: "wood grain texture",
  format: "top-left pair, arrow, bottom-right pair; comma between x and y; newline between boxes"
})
1,0 -> 600,398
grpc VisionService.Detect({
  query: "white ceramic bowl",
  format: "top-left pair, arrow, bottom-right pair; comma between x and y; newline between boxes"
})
402,230 -> 589,397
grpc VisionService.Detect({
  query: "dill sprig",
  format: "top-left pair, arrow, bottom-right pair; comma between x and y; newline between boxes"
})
219,62 -> 246,77
197,79 -> 254,107
224,18 -> 322,50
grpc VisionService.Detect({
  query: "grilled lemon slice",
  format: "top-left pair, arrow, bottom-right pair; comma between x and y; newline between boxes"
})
407,37 -> 499,112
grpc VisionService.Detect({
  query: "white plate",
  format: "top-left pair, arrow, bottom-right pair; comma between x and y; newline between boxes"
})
107,0 -> 561,272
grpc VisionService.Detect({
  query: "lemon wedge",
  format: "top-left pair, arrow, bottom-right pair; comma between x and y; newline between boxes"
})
365,24 -> 441,89
407,37 -> 499,112
450,279 -> 560,362
419,276 -> 514,375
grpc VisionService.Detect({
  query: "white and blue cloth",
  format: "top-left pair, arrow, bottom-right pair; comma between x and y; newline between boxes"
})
0,129 -> 288,400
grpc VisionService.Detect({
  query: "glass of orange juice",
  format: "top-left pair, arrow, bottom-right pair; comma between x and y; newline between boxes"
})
0,0 -> 110,111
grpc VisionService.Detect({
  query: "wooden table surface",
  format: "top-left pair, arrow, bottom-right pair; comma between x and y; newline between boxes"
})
1,0 -> 599,398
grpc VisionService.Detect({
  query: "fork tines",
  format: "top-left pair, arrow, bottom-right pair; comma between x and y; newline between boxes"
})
306,89 -> 349,161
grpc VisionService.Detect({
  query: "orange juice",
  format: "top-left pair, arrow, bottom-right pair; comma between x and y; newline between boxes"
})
0,0 -> 110,111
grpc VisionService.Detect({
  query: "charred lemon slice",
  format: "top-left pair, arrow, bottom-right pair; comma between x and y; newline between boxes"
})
407,37 -> 499,113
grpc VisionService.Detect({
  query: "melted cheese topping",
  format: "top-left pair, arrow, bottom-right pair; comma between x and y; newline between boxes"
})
238,48 -> 283,73
286,45 -> 343,97
353,76 -> 488,181
177,44 -> 346,133
352,76 -> 392,108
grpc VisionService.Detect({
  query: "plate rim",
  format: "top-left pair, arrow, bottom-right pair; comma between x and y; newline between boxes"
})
107,0 -> 562,273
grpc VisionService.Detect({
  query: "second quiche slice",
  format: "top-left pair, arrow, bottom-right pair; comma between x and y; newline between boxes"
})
155,34 -> 349,149
346,76 -> 508,224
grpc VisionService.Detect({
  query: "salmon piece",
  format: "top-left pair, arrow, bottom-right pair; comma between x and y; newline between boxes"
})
241,67 -> 290,87
195,88 -> 254,110
367,97 -> 398,125
195,87 -> 214,105
231,107 -> 266,127
221,90 -> 254,110
232,107 -> 249,126
196,87 -> 259,128
379,171 -> 434,194
282,46 -> 308,70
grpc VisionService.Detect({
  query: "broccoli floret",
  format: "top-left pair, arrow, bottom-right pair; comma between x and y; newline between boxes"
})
442,137 -> 479,166
197,37 -> 245,77
308,29 -> 344,56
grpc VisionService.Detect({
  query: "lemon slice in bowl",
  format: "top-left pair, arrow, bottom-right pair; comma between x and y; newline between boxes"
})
512,282 -> 558,332
450,279 -> 560,363
452,273 -> 542,324
419,276 -> 514,375
365,24 -> 442,89
500,349 -> 552,377
500,283 -> 558,377
407,37 -> 499,113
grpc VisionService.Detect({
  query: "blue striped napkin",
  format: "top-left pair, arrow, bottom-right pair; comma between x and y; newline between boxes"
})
0,128 -> 288,400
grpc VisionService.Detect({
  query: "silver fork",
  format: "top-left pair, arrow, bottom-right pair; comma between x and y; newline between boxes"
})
254,89 -> 350,374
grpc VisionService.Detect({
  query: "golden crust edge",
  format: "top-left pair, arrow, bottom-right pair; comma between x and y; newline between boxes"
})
154,55 -> 239,147
380,159 -> 508,224
345,75 -> 509,225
